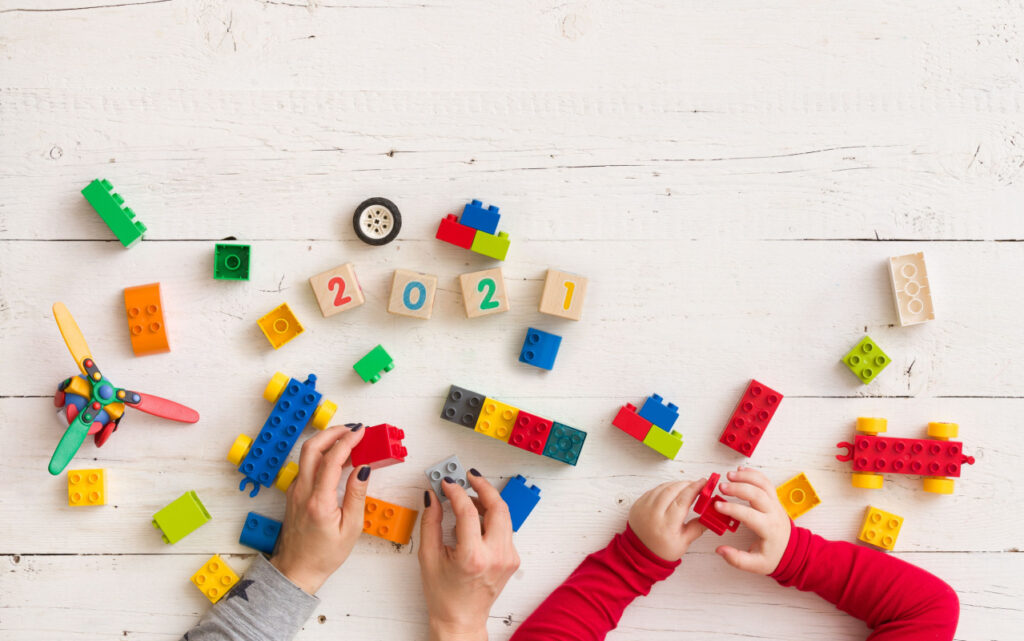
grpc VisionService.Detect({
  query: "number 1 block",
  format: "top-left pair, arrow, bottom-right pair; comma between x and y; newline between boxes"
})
387,269 -> 438,320
458,268 -> 510,318
309,263 -> 365,318
539,269 -> 588,321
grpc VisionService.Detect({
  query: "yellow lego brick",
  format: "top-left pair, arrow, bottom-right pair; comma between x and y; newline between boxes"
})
858,506 -> 903,551
257,302 -> 304,349
190,554 -> 240,603
363,496 -> 419,545
776,472 -> 821,520
474,397 -> 519,442
68,469 -> 105,506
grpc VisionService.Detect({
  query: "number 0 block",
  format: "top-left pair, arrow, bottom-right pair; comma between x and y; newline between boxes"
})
539,269 -> 588,321
387,269 -> 438,320
458,268 -> 510,318
309,263 -> 365,318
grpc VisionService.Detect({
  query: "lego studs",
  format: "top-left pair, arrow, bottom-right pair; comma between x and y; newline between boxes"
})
257,303 -> 304,349
841,336 -> 890,384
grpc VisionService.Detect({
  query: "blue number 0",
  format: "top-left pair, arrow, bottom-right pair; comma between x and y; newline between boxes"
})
403,281 -> 427,310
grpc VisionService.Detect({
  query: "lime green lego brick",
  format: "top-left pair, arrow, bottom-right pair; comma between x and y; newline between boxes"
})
470,230 -> 510,261
841,335 -> 891,384
214,244 -> 251,280
81,179 -> 147,248
152,490 -> 211,544
642,426 -> 683,459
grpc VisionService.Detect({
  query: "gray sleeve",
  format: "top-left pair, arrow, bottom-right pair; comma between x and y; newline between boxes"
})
182,555 -> 320,641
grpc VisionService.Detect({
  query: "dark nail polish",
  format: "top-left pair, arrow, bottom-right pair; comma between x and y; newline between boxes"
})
443,476 -> 455,484
423,490 -> 431,508
348,423 -> 363,432
469,468 -> 482,477
357,466 -> 371,481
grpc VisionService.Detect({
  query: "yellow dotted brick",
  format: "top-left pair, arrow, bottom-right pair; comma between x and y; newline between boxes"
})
190,554 -> 240,603
858,506 -> 903,551
474,398 -> 518,442
776,472 -> 820,520
68,469 -> 105,506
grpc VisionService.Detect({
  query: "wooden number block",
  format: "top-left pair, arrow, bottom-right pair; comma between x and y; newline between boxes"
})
458,268 -> 510,318
309,263 -> 365,318
387,269 -> 438,320
539,269 -> 588,321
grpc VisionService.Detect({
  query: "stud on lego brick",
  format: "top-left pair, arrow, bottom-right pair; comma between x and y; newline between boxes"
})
459,268 -> 510,318
460,199 -> 501,235
309,263 -> 365,318
642,426 -> 683,459
693,473 -> 739,536
152,490 -> 211,544
425,455 -> 469,502
257,302 -> 304,349
81,179 -> 147,247
214,244 -> 251,281
123,283 -> 170,356
889,252 -> 934,326
719,379 -> 783,457
239,511 -> 282,555
500,475 -> 541,532
363,496 -> 418,545
776,473 -> 820,520
351,424 -> 407,469
191,555 -> 239,604
353,345 -> 395,383
841,335 -> 890,384
436,214 -> 477,249
508,410 -> 553,455
470,229 -> 510,261
387,269 -> 438,320
474,398 -> 519,443
539,269 -> 589,321
637,394 -> 679,431
542,422 -> 586,466
67,468 -> 105,506
612,403 -> 654,441
440,385 -> 486,428
857,506 -> 903,551
519,328 -> 562,371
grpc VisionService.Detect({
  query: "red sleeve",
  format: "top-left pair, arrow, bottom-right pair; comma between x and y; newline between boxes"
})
510,524 -> 678,641
771,522 -> 960,641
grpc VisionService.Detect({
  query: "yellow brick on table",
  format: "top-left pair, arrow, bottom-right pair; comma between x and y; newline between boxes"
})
474,397 -> 519,442
308,263 -> 365,318
857,506 -> 904,551
458,268 -> 510,318
776,472 -> 821,520
67,469 -> 105,506
539,268 -> 589,321
257,302 -> 304,349
387,269 -> 438,320
191,554 -> 240,603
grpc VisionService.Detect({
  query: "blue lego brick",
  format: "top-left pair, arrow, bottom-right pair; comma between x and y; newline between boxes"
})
238,375 -> 323,497
542,422 -> 587,466
500,475 -> 541,532
638,394 -> 679,432
459,199 -> 500,235
518,328 -> 562,371
238,511 -> 282,555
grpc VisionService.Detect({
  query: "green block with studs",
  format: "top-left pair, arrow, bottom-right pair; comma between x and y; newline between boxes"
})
841,335 -> 891,384
81,179 -> 147,248
214,244 -> 251,281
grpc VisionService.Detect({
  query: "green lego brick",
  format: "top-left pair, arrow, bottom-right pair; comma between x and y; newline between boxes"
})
470,230 -> 510,261
353,344 -> 395,383
81,179 -> 147,248
214,244 -> 251,281
642,426 -> 683,459
152,490 -> 211,544
841,335 -> 891,384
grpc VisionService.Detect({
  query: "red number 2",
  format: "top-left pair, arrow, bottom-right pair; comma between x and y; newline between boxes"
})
328,277 -> 352,307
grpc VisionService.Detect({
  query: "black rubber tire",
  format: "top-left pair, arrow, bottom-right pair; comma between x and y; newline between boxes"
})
352,197 -> 402,246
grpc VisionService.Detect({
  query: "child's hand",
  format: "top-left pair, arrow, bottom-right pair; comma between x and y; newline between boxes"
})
418,470 -> 520,641
713,467 -> 792,575
271,424 -> 370,594
627,479 -> 707,561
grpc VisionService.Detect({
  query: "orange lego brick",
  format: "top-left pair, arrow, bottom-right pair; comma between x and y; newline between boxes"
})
123,283 -> 170,356
363,496 -> 418,545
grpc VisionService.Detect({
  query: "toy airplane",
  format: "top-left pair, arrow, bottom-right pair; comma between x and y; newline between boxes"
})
48,302 -> 199,475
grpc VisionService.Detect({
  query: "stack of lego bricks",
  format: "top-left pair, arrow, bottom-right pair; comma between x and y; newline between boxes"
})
435,200 -> 510,260
611,394 -> 683,459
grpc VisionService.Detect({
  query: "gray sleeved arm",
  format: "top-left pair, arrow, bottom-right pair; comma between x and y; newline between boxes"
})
181,555 -> 320,641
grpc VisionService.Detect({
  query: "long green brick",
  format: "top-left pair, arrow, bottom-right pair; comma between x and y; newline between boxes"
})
81,179 -> 147,247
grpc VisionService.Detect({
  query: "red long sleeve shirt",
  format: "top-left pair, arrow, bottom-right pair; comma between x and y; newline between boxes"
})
510,522 -> 959,641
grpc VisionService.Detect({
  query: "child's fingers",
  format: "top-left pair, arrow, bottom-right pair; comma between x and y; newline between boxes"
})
418,489 -> 443,565
716,545 -> 764,573
719,479 -> 774,514
713,500 -> 768,534
727,467 -> 776,496
444,478 -> 483,549
679,516 -> 706,545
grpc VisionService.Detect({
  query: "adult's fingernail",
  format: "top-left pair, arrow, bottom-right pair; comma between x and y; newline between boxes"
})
443,476 -> 455,484
349,423 -> 363,432
469,468 -> 481,477
358,466 -> 371,481
423,490 -> 431,508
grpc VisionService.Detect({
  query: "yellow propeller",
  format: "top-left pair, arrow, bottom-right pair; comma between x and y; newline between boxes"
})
52,303 -> 93,376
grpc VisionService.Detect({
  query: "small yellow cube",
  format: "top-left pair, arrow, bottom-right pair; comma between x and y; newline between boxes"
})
257,302 -> 304,349
68,469 -> 105,506
191,554 -> 240,603
474,398 -> 518,442
858,506 -> 904,551
776,473 -> 820,520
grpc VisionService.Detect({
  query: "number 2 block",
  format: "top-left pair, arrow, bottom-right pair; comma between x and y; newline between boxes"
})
309,263 -> 365,318
458,268 -> 510,318
387,269 -> 438,320
539,269 -> 588,321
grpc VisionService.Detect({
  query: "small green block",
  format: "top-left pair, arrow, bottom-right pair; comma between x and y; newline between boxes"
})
81,179 -> 147,248
470,230 -> 510,261
152,491 -> 211,544
841,335 -> 891,384
214,244 -> 251,281
541,422 -> 586,466
353,345 -> 395,383
642,426 -> 683,459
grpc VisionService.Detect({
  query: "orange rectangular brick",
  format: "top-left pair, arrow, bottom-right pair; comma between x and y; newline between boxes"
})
123,283 -> 170,356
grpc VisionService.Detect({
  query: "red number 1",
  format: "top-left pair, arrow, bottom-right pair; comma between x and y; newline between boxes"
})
328,277 -> 352,307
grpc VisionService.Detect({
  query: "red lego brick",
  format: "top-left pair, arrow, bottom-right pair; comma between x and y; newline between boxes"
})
508,410 -> 553,455
435,214 -> 477,249
612,403 -> 653,441
350,424 -> 407,469
694,473 -> 739,536
848,434 -> 971,478
719,379 -> 783,457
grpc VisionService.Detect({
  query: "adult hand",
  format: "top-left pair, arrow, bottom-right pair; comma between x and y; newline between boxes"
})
627,478 -> 707,561
714,466 -> 792,576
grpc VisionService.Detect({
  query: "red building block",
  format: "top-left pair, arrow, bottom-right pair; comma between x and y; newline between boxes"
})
612,403 -> 654,441
350,424 -> 407,469
508,410 -> 553,455
845,434 -> 972,478
435,214 -> 477,249
719,379 -> 783,457
694,473 -> 739,536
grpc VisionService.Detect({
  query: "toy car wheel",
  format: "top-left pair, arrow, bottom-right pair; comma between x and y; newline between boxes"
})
310,399 -> 338,431
352,197 -> 401,246
264,372 -> 290,403
923,477 -> 955,494
850,472 -> 884,489
228,434 -> 254,465
855,417 -> 887,436
275,461 -> 299,492
94,422 -> 115,447
926,422 -> 959,441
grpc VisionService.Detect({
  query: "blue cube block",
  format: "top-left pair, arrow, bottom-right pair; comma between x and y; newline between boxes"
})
500,475 -> 541,532
638,394 -> 679,431
460,199 -> 501,235
239,511 -> 282,555
519,327 -> 562,371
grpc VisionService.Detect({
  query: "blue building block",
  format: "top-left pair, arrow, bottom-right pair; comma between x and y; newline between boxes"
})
239,511 -> 282,555
638,394 -> 679,431
542,422 -> 587,466
500,475 -> 541,532
519,328 -> 562,371
459,199 -> 500,235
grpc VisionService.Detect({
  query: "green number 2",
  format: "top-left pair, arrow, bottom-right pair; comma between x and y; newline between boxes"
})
477,278 -> 499,310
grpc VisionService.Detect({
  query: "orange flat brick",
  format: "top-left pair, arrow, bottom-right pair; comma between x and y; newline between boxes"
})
123,283 -> 169,356
363,496 -> 418,545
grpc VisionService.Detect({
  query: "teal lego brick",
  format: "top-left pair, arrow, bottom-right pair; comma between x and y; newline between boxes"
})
214,244 -> 251,281
841,335 -> 891,384
152,490 -> 211,544
541,422 -> 586,466
81,179 -> 147,248
642,426 -> 683,459
470,230 -> 510,261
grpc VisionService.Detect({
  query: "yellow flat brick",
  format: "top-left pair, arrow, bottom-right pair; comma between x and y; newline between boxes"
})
68,469 -> 105,506
474,398 -> 519,442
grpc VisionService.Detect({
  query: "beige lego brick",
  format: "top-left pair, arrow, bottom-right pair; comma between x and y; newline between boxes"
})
387,269 -> 438,320
308,263 -> 366,318
539,269 -> 588,321
888,252 -> 934,326
458,268 -> 510,318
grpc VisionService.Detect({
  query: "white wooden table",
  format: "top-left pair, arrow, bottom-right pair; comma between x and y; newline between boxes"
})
1,2 -> 1021,639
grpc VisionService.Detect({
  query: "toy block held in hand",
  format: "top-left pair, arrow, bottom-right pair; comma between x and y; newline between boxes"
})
889,252 -> 934,326
67,469 -> 105,506
539,269 -> 589,321
425,455 -> 469,502
387,269 -> 438,320
191,555 -> 239,603
500,475 -> 541,532
350,424 -> 407,469
123,283 -> 170,356
458,268 -> 510,318
694,473 -> 739,536
776,473 -> 820,520
363,496 -> 419,545
257,303 -> 304,349
858,506 -> 903,551
719,379 -> 783,456
309,263 -> 365,318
